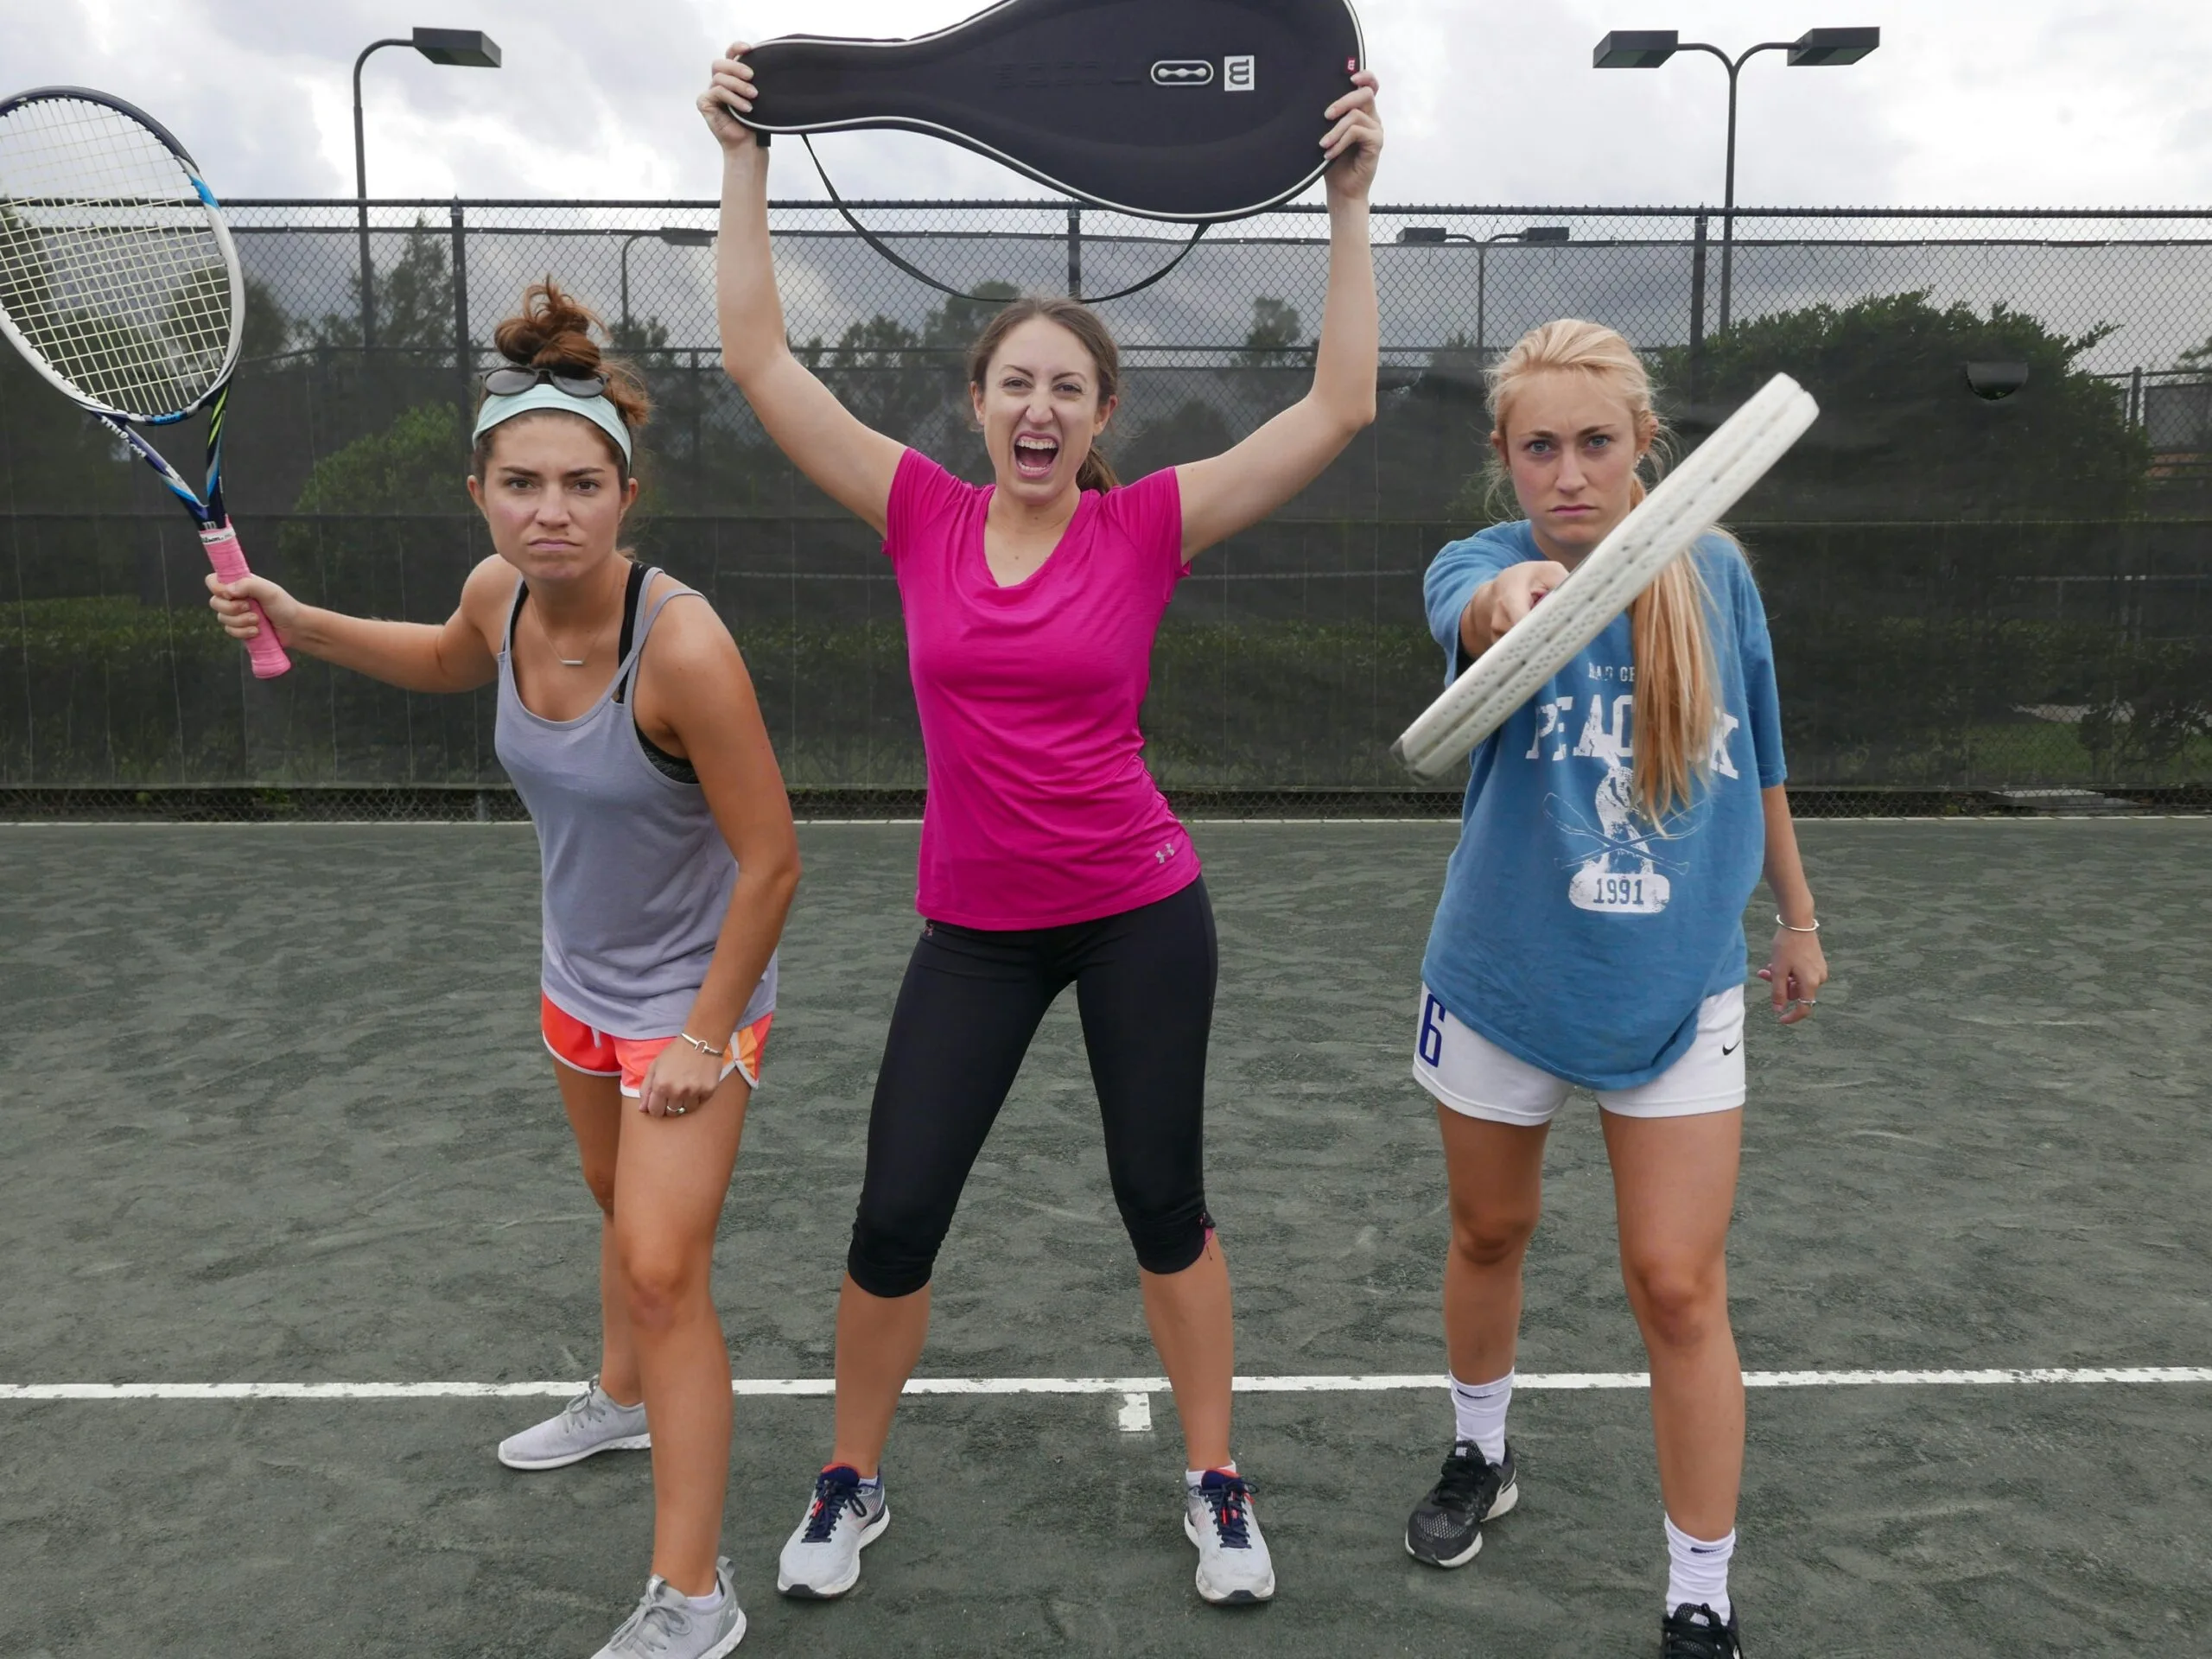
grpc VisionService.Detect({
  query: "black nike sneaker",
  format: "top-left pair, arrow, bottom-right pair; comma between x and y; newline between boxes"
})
1403,1439 -> 1518,1567
1662,1601 -> 1744,1657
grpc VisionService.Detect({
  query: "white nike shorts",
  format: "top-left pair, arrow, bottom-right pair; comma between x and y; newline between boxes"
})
1413,983 -> 1747,1127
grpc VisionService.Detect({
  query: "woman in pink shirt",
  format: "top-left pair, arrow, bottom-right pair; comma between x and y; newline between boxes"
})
701,43 -> 1382,1607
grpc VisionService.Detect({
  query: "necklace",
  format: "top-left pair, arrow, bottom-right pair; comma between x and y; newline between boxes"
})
531,602 -> 609,668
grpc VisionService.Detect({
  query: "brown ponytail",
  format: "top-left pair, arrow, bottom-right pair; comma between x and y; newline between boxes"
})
1488,319 -> 1719,823
967,296 -> 1121,492
473,279 -> 651,480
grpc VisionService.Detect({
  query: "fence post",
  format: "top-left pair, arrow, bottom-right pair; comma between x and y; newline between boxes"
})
1067,207 -> 1084,297
690,348 -> 705,478
358,205 -> 376,353
1689,213 -> 1709,404
450,200 -> 471,419
2128,365 -> 2143,429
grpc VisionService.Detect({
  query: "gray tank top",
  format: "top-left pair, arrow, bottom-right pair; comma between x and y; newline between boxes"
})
494,568 -> 777,1039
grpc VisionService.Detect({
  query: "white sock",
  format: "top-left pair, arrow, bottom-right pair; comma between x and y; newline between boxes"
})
684,1584 -> 726,1612
1185,1460 -> 1237,1489
1449,1370 -> 1513,1463
1663,1514 -> 1735,1621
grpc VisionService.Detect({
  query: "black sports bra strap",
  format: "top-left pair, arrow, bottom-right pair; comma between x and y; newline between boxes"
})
613,563 -> 651,704
617,561 -> 648,664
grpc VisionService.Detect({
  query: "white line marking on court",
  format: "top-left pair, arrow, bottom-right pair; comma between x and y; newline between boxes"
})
5,1367 -> 2207,1402
1118,1391 -> 1154,1432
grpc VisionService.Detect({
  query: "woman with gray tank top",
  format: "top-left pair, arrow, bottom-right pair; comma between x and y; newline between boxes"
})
206,283 -> 795,1659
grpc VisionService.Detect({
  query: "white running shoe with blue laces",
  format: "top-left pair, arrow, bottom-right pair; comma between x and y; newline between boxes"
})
1184,1469 -> 1275,1604
776,1465 -> 889,1599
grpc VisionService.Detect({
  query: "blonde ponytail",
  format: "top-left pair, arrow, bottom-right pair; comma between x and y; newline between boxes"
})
1488,320 -> 1718,823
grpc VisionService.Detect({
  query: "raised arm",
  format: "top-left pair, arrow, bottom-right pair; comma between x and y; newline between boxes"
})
205,554 -> 505,693
701,46 -> 906,537
1175,73 -> 1383,562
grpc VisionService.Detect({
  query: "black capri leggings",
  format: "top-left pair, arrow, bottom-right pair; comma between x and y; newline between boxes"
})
846,877 -> 1218,1299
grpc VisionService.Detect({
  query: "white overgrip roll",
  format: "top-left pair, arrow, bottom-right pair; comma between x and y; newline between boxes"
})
1393,372 -> 1820,784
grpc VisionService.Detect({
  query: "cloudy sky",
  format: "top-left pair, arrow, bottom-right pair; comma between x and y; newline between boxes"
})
10,0 -> 2209,209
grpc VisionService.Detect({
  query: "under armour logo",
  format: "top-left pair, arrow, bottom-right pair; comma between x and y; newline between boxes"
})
1155,842 -> 1179,864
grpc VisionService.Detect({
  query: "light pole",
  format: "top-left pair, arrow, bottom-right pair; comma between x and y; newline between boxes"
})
354,27 -> 502,351
1594,26 -> 1877,332
620,229 -> 716,340
1399,225 -> 1571,365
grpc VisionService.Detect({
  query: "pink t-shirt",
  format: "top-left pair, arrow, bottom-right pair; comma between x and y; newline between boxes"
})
885,447 -> 1199,929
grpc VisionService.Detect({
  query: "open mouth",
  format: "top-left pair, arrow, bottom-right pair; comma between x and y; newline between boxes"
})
1012,431 -> 1061,480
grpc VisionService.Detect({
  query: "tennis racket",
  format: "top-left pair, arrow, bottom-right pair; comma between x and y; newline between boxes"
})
1394,372 -> 1818,782
0,86 -> 289,677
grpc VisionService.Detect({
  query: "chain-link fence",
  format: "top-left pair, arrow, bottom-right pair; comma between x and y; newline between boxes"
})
4,198 -> 2209,815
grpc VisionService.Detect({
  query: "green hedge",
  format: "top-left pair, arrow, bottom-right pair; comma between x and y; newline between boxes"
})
4,594 -> 2206,789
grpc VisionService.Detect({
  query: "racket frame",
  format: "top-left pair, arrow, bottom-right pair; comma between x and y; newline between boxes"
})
1393,373 -> 1821,783
0,86 -> 284,676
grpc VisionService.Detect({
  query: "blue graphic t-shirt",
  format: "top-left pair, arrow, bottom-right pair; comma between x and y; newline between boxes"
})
1420,520 -> 1788,1090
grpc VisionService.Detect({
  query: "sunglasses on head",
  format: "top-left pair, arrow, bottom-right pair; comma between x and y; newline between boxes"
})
480,365 -> 610,398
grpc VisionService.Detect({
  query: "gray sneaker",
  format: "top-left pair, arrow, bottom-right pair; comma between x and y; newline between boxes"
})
590,1558 -> 745,1658
776,1465 -> 889,1599
498,1376 -> 650,1471
1184,1469 -> 1275,1604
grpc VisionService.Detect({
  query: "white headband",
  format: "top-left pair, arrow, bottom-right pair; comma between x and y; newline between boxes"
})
472,382 -> 633,464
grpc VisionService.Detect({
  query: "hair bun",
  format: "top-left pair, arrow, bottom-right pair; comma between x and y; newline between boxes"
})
487,278 -> 652,433
493,279 -> 604,374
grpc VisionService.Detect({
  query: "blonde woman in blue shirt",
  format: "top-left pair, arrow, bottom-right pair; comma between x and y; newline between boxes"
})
1400,320 -> 1827,1659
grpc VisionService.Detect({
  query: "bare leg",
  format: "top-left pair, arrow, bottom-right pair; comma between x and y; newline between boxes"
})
827,1275 -> 931,1478
1436,1105 -> 1550,1385
1139,1233 -> 1234,1470
551,1063 -> 639,1405
1602,1108 -> 1745,1540
613,1069 -> 753,1598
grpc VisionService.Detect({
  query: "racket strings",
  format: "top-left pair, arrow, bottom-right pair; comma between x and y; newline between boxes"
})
0,96 -> 235,417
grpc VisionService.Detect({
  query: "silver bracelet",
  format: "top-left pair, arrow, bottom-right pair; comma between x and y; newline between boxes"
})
1775,914 -> 1821,934
677,1031 -> 727,1058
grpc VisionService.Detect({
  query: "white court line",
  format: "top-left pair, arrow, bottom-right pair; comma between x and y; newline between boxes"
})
5,1367 -> 2208,1402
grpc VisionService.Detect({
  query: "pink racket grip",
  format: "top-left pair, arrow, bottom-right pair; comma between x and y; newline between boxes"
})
200,525 -> 291,679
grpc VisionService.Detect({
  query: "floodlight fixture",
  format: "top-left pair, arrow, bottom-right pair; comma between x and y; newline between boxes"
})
1594,29 -> 1681,69
1398,225 -> 1452,245
411,28 -> 503,67
657,229 -> 717,247
1590,23 -> 1879,328
354,27 -> 505,348
1789,26 -> 1879,67
1520,226 -> 1572,245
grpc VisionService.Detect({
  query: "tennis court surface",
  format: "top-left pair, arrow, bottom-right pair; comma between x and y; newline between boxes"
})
3,817 -> 2208,1656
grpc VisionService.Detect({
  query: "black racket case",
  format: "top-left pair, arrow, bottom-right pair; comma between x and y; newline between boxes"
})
742,0 -> 1366,220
